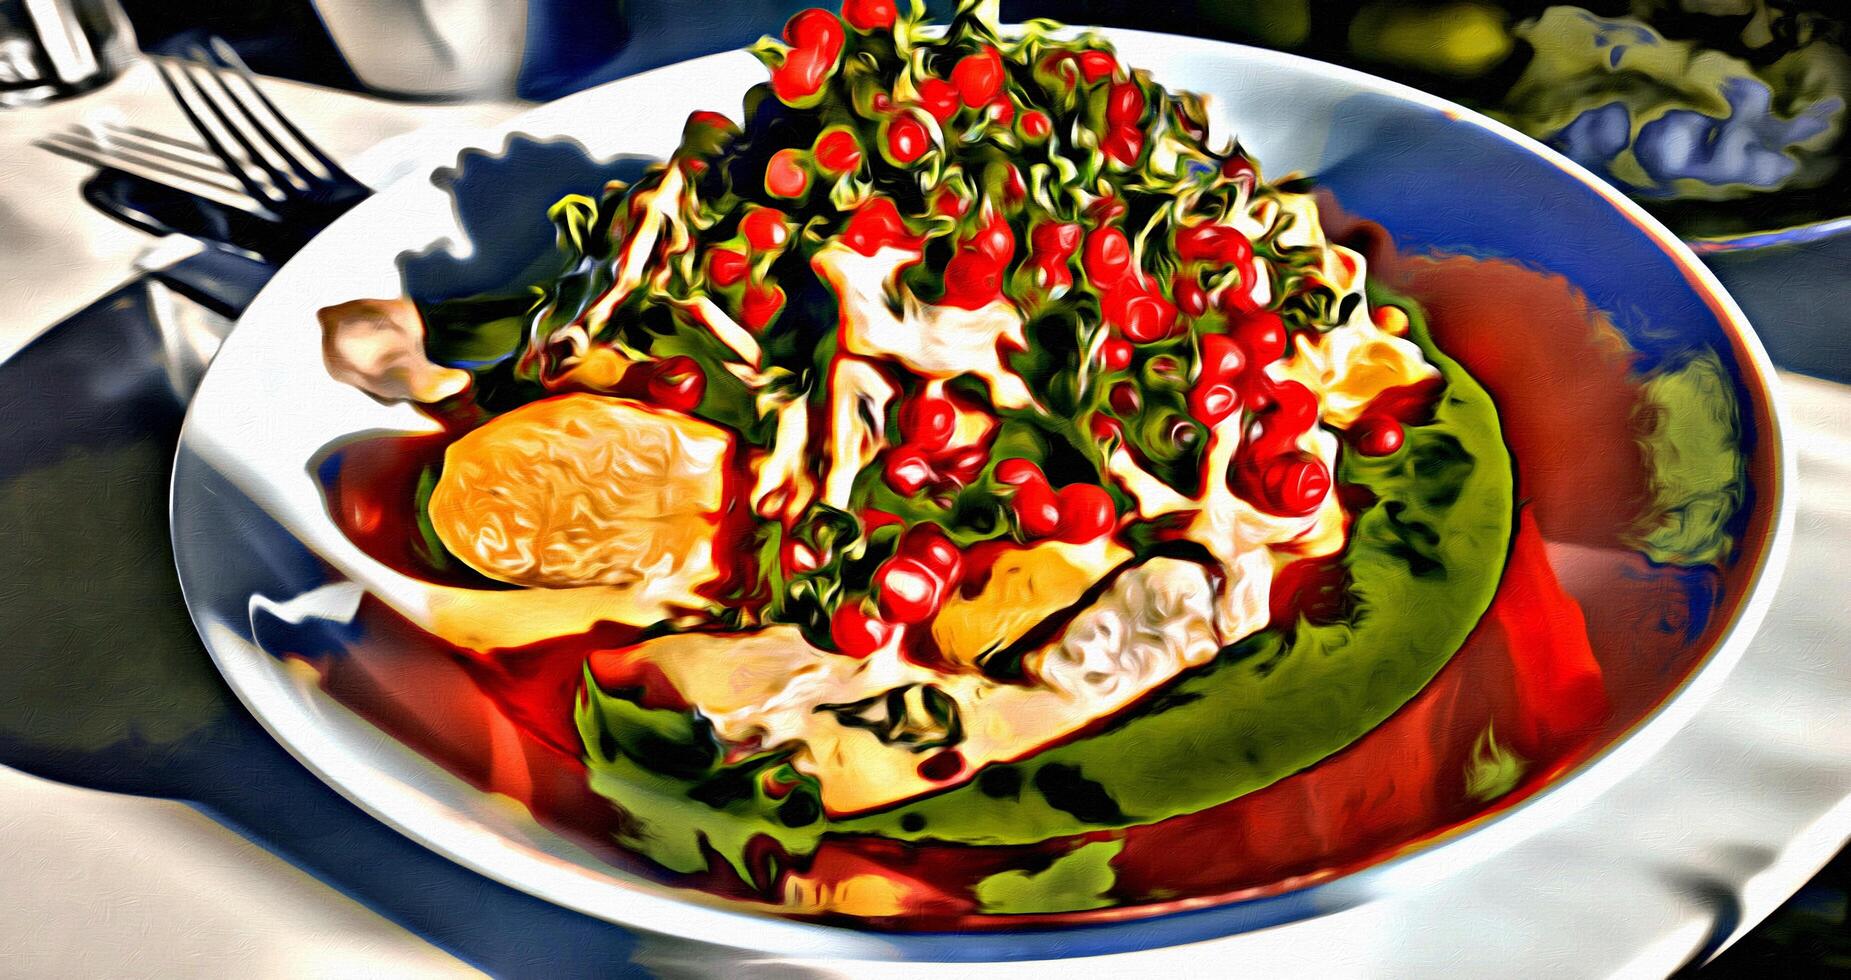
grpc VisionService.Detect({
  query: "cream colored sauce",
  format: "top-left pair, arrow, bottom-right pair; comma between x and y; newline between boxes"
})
750,392 -> 815,522
1105,446 -> 1195,519
1269,192 -> 1327,252
583,165 -> 692,335
681,295 -> 763,367
1231,194 -> 1278,251
812,241 -> 1037,411
822,356 -> 895,509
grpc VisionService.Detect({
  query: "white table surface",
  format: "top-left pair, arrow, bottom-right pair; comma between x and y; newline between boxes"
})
0,56 -> 1846,980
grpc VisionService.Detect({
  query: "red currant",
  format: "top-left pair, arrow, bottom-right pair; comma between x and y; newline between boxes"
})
840,0 -> 895,31
1102,126 -> 1144,166
1031,221 -> 1082,258
780,537 -> 822,574
1099,337 -> 1134,372
770,9 -> 845,106
644,355 -> 705,413
1020,109 -> 1052,141
993,458 -> 1045,487
1197,332 -> 1246,383
951,47 -> 1004,106
740,207 -> 789,251
1188,381 -> 1239,426
1109,381 -> 1141,416
1107,81 -> 1145,125
812,128 -> 862,173
1174,275 -> 1208,317
884,446 -> 934,494
1056,484 -> 1116,542
765,148 -> 809,199
707,248 -> 749,287
916,77 -> 960,122
1235,310 -> 1287,364
1110,286 -> 1179,344
899,392 -> 957,452
1353,415 -> 1405,456
941,445 -> 989,485
841,197 -> 917,255
1013,480 -> 1063,538
886,113 -> 930,164
1077,50 -> 1117,82
1259,454 -> 1331,517
900,524 -> 964,585
876,556 -> 944,624
1083,227 -> 1132,287
740,281 -> 786,329
830,602 -> 892,657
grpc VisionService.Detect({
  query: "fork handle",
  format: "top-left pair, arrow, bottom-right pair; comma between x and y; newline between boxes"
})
82,174 -> 177,241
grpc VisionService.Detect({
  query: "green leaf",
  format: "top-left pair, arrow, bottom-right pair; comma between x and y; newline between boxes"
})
973,839 -> 1124,913
1626,351 -> 1745,566
1464,722 -> 1526,803
421,294 -> 536,368
576,669 -> 825,881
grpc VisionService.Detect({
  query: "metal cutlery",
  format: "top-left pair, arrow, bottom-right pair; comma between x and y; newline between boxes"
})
152,39 -> 369,229
35,38 -> 371,267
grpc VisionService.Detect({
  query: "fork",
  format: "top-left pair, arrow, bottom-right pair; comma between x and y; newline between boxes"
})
36,40 -> 372,263
150,38 -> 370,251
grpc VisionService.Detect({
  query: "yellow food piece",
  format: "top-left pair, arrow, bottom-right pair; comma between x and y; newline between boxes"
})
428,393 -> 730,598
781,872 -> 910,918
551,347 -> 634,392
932,538 -> 1131,668
1273,307 -> 1437,429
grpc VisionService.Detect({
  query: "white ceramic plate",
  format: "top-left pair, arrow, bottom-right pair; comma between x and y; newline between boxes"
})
172,28 -> 1803,970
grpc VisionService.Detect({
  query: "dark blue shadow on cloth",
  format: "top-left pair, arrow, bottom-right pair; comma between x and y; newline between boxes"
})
0,280 -> 648,979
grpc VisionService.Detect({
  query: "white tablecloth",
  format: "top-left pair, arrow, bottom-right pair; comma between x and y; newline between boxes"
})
0,58 -> 510,979
0,57 -> 1846,980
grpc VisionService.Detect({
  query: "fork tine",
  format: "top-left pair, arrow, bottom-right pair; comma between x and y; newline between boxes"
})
80,125 -> 235,186
48,129 -> 251,197
207,37 -> 357,186
33,135 -> 270,214
100,122 -> 218,163
154,56 -> 288,206
177,49 -> 311,194
187,44 -> 315,193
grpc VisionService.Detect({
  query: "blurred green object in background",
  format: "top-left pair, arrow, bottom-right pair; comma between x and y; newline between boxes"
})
1497,5 -> 1847,203
1348,2 -> 1516,76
